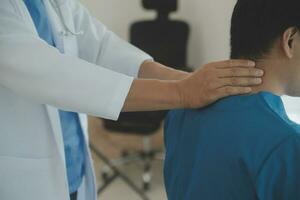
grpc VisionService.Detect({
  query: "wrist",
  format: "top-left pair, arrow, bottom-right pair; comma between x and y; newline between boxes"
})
172,80 -> 186,108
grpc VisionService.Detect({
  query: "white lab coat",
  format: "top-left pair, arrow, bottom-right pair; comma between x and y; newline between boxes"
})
0,0 -> 152,199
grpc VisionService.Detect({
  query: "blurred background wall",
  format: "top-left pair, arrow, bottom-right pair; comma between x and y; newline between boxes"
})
80,0 -> 236,68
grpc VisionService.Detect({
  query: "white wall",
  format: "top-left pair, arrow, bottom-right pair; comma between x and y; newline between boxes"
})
80,0 -> 236,68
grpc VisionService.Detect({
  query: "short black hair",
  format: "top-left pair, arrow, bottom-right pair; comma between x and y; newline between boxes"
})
230,0 -> 300,60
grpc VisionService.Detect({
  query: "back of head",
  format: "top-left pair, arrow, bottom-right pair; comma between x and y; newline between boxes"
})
230,0 -> 300,60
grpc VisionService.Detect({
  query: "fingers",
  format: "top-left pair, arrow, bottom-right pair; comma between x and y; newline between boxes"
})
217,67 -> 264,78
216,77 -> 262,88
217,86 -> 252,98
214,59 -> 256,69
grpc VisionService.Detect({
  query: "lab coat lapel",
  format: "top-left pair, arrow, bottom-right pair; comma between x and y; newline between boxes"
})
46,105 -> 66,163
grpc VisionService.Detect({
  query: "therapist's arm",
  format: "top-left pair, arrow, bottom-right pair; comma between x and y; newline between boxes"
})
123,59 -> 263,112
138,60 -> 190,80
69,1 -> 262,111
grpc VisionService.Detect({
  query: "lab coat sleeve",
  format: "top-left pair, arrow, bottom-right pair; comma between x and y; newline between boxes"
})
69,0 -> 153,78
255,135 -> 300,200
0,1 -> 133,120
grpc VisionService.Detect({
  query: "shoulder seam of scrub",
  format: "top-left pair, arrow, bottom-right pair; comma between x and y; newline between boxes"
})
254,94 -> 300,180
258,94 -> 299,134
254,134 -> 299,182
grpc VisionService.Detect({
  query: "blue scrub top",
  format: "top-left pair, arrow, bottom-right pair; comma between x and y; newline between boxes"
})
164,92 -> 300,200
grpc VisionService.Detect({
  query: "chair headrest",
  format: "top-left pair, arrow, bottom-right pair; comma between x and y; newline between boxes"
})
142,0 -> 177,13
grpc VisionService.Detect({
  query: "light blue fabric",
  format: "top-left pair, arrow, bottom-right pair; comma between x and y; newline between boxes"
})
24,0 -> 85,193
59,111 -> 85,193
164,92 -> 300,200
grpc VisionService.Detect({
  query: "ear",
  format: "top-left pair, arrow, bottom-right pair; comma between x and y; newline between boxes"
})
282,27 -> 298,58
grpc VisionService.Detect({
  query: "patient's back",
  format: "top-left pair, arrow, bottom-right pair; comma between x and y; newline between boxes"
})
164,92 -> 300,200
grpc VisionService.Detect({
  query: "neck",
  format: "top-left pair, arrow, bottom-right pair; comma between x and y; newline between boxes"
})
251,58 -> 287,96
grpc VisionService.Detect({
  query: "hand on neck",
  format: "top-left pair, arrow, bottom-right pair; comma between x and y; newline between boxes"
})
250,58 -> 287,96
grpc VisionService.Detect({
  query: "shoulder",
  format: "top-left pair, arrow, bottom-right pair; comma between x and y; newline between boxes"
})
164,109 -> 191,137
254,133 -> 300,199
165,109 -> 196,127
165,109 -> 185,128
255,133 -> 300,178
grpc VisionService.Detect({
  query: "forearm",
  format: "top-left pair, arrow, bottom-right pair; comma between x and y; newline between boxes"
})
138,60 -> 190,80
122,79 -> 183,112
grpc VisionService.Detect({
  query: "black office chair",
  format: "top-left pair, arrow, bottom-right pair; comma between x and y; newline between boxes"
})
91,0 -> 190,199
